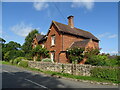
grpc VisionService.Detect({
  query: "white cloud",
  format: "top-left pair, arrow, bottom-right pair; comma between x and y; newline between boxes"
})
97,32 -> 117,39
108,34 -> 117,39
41,32 -> 46,35
11,22 -> 35,37
33,1 -> 48,11
71,0 -> 94,10
100,50 -> 118,55
97,32 -> 110,38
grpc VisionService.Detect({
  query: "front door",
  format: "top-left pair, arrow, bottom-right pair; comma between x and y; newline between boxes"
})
51,52 -> 55,62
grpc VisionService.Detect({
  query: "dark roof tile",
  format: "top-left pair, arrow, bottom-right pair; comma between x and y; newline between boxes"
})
36,34 -> 44,42
70,39 -> 90,48
53,21 -> 99,41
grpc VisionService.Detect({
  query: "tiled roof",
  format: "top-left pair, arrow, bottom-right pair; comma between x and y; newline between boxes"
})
70,39 -> 90,48
53,21 -> 99,41
36,34 -> 45,42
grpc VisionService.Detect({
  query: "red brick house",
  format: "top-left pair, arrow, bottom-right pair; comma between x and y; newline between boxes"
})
32,16 -> 99,63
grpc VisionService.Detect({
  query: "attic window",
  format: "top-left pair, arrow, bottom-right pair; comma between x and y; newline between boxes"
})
51,35 -> 55,46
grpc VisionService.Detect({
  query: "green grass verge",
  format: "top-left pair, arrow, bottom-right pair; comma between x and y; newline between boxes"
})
1,61 -> 12,65
2,61 -> 119,84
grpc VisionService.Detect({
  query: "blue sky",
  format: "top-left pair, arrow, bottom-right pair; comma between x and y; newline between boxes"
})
2,2 -> 118,54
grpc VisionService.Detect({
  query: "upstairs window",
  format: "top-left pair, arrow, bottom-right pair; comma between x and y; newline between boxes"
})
51,35 -> 55,46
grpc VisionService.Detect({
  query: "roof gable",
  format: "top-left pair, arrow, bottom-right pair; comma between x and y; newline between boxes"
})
70,39 -> 90,48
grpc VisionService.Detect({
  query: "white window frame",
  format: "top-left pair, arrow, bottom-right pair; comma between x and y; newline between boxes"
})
51,35 -> 55,46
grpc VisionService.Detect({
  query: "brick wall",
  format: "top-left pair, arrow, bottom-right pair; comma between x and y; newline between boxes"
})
45,24 -> 62,62
63,34 -> 83,51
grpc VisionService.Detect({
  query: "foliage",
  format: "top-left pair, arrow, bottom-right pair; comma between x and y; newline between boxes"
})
91,67 -> 118,82
105,58 -> 118,66
84,48 -> 100,58
36,55 -> 41,61
66,47 -> 84,63
3,41 -> 21,51
85,55 -> 108,66
117,56 -> 120,65
31,45 -> 49,61
13,57 -> 27,65
2,41 -> 24,61
25,52 -> 33,60
0,37 -> 6,44
9,59 -> 14,64
19,60 -> 28,67
22,29 -> 39,56
4,50 -> 25,61
42,58 -> 52,62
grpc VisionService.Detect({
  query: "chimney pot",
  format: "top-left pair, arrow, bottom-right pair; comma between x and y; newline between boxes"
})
67,15 -> 74,28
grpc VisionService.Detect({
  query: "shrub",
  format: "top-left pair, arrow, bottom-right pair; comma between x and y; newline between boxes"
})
19,60 -> 28,67
91,67 -> 118,82
105,58 -> 118,66
4,50 -> 25,61
117,56 -> 120,65
31,45 -> 50,61
36,55 -> 41,61
85,55 -> 108,66
66,47 -> 84,63
9,59 -> 14,64
84,48 -> 100,58
42,58 -> 52,62
13,57 -> 27,65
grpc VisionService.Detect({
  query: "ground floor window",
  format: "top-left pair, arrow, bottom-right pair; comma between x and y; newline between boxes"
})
51,52 -> 55,62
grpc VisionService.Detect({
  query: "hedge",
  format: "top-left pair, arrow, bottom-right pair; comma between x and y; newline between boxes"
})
42,58 -> 52,62
91,67 -> 118,82
13,57 -> 27,64
19,60 -> 28,67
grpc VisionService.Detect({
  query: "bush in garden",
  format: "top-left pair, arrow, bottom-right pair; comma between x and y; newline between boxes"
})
66,47 -> 84,63
105,58 -> 118,66
85,55 -> 108,66
36,55 -> 41,61
84,48 -> 100,58
91,67 -> 118,82
42,58 -> 52,62
13,57 -> 27,64
31,45 -> 50,61
9,59 -> 14,64
19,60 -> 28,67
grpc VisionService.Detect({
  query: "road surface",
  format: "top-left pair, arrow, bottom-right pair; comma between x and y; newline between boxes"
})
1,64 -> 118,89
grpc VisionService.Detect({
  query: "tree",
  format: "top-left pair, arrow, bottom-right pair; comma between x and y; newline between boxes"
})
22,29 -> 39,57
31,45 -> 49,61
0,37 -> 6,44
2,41 -> 24,61
0,37 -> 6,60
66,47 -> 84,64
4,41 -> 21,51
4,50 -> 25,61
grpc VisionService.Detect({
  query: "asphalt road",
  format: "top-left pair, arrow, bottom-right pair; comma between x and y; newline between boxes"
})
1,64 -> 119,89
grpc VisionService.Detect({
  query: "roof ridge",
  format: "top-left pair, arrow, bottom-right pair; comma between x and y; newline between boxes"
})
53,20 -> 90,33
51,20 -> 99,41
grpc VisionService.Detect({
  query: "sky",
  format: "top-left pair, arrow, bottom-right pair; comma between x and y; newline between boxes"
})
2,1 -> 118,54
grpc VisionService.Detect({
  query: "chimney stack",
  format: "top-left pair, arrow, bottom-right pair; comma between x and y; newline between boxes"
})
67,15 -> 74,28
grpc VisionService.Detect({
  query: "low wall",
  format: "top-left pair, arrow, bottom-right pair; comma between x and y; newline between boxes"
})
28,61 -> 94,76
